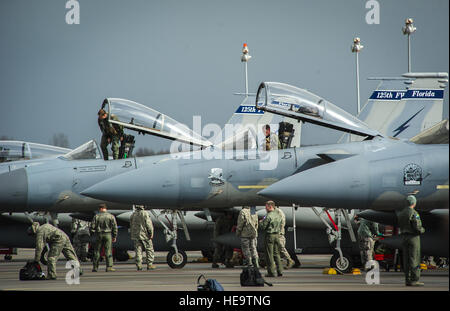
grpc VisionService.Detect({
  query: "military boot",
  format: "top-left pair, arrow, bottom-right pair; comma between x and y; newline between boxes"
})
147,264 -> 156,270
106,267 -> 116,272
286,258 -> 295,269
92,265 -> 98,272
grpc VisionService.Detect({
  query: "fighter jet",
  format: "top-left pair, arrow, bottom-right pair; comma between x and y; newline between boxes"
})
79,78 -> 448,272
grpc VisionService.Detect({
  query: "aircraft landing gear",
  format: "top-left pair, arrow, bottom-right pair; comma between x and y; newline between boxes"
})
311,207 -> 357,273
148,209 -> 191,269
167,249 -> 187,269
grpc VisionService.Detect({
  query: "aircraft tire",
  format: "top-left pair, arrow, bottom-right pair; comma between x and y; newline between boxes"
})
330,251 -> 353,273
167,249 -> 187,269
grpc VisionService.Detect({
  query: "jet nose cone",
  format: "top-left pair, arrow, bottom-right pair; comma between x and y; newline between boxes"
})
258,156 -> 369,209
0,168 -> 28,210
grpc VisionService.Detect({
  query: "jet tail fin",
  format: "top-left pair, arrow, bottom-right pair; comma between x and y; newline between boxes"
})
346,72 -> 448,141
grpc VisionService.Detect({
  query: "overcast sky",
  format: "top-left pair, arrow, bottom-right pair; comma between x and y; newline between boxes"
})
0,0 -> 448,150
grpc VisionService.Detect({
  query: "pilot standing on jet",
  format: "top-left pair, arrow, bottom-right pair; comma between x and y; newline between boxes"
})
260,124 -> 280,151
396,195 -> 426,286
98,101 -> 124,160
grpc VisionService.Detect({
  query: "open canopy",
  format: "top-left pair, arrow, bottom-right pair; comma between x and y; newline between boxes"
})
103,98 -> 212,148
61,140 -> 101,161
256,82 -> 381,138
0,141 -> 70,162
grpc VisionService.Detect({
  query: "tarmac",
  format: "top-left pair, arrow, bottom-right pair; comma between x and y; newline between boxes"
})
0,249 -> 448,291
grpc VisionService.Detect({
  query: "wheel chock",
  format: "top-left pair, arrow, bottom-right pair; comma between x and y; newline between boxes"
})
351,268 -> 361,275
323,267 -> 337,275
420,263 -> 427,270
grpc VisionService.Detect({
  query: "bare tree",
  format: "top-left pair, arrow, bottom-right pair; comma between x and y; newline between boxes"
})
50,133 -> 70,148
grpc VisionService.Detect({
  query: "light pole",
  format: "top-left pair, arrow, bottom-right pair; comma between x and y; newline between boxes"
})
241,43 -> 252,96
351,37 -> 364,115
402,18 -> 416,73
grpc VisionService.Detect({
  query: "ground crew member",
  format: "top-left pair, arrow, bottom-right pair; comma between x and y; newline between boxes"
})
396,195 -> 425,286
71,218 -> 90,262
260,124 -> 280,151
212,212 -> 234,268
236,206 -> 259,268
90,204 -> 118,272
28,222 -> 81,280
356,216 -> 382,269
130,205 -> 156,271
260,201 -> 283,277
98,101 -> 124,160
274,206 -> 295,269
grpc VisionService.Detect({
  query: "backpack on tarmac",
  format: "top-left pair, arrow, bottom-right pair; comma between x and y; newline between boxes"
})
240,267 -> 272,287
197,274 -> 224,291
19,260 -> 46,281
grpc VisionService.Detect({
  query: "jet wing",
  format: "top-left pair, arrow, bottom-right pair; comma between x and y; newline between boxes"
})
103,98 -> 212,148
255,82 -> 382,138
409,119 -> 449,144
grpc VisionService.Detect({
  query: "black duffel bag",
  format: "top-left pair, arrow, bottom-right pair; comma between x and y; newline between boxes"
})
19,260 -> 46,280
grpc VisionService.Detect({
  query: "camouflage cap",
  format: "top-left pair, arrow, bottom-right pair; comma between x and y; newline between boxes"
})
135,205 -> 145,210
406,195 -> 417,206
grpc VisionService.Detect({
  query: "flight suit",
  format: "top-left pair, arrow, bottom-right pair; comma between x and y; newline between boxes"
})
71,219 -> 90,262
90,211 -> 118,271
396,207 -> 425,285
260,210 -> 283,277
130,207 -> 155,270
357,218 -> 381,268
236,206 -> 259,267
98,114 -> 123,160
275,207 -> 295,268
34,223 -> 80,279
212,215 -> 234,267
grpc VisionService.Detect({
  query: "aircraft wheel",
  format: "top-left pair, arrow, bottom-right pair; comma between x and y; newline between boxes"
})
167,249 -> 187,269
330,251 -> 353,273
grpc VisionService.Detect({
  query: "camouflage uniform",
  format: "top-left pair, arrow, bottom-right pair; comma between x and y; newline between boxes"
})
396,205 -> 425,286
71,218 -> 90,262
212,214 -> 234,267
90,211 -> 118,271
98,114 -> 123,160
357,218 -> 381,268
130,206 -> 155,270
275,207 -> 295,268
32,223 -> 80,280
236,206 -> 259,267
260,209 -> 283,277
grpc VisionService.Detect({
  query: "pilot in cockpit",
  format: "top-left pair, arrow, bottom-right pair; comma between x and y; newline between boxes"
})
98,105 -> 124,160
260,124 -> 280,151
